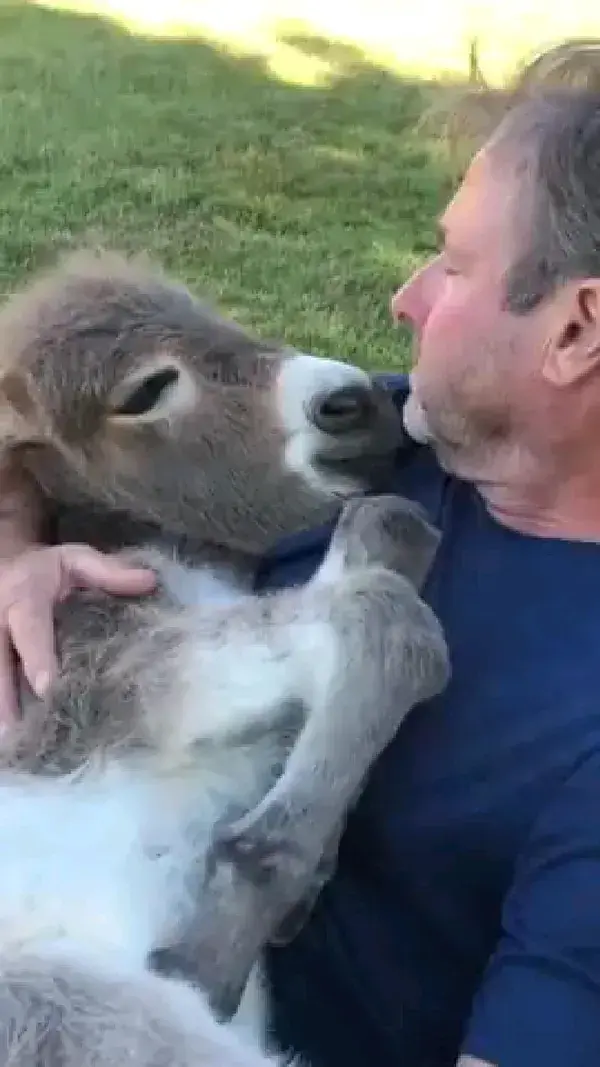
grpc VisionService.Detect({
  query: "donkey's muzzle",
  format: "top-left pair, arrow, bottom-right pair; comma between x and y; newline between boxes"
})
311,378 -> 412,493
308,384 -> 375,436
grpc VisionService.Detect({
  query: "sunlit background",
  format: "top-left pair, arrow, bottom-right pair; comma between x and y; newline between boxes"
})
31,0 -> 600,85
4,0 -> 600,369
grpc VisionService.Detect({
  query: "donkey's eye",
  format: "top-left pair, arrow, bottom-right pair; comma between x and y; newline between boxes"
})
114,368 -> 180,416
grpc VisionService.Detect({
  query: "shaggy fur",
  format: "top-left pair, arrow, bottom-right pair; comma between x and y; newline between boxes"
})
0,249 -> 450,1066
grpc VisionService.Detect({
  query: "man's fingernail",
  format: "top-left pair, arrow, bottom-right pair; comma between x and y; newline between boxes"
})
33,671 -> 51,698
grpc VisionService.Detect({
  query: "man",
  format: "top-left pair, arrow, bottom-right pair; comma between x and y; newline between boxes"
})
3,75 -> 600,1067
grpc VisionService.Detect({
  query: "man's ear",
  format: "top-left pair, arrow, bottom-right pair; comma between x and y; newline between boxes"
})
541,279 -> 600,387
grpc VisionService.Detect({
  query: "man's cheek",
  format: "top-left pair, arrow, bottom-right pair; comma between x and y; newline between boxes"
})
425,299 -> 473,355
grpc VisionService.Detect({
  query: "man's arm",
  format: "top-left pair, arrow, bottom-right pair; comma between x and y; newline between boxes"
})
457,744 -> 600,1067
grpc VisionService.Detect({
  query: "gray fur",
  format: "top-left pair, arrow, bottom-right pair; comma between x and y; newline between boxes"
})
0,950 -> 282,1067
0,249 -> 450,1065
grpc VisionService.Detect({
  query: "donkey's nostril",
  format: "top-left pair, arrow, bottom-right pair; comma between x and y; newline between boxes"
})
309,384 -> 374,435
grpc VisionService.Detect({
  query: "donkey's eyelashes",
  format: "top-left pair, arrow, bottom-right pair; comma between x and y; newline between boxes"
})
108,360 -> 198,425
114,368 -> 180,417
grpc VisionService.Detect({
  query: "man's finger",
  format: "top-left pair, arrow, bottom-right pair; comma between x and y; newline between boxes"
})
6,598 -> 57,700
0,631 -> 21,727
59,545 -> 158,596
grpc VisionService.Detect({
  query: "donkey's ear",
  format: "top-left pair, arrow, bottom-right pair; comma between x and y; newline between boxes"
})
107,356 -> 198,426
0,369 -> 48,458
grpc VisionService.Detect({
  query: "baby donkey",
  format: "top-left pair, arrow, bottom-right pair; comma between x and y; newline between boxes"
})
0,250 -> 449,1067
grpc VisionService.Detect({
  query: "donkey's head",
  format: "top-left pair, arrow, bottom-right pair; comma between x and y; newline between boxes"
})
0,250 -> 405,556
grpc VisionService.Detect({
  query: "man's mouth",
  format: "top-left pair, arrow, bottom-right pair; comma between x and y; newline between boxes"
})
402,390 -> 432,444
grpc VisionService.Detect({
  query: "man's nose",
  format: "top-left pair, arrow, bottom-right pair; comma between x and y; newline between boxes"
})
390,257 -> 440,329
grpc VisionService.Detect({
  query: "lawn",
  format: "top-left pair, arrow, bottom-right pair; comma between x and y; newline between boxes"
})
0,1 -> 457,372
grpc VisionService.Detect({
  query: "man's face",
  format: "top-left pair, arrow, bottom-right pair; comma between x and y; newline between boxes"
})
391,147 -> 548,483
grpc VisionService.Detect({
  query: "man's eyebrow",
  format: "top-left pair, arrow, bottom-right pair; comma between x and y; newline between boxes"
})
436,219 -> 469,259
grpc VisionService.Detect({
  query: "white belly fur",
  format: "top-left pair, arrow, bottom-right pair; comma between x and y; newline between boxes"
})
0,559 -> 274,1042
0,762 -> 203,962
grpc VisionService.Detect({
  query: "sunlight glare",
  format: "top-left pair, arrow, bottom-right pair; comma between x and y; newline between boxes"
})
29,0 -> 600,88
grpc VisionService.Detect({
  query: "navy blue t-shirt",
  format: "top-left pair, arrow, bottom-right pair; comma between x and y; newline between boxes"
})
254,374 -> 600,1067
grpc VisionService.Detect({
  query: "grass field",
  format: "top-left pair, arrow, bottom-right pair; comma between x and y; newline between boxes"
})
0,1 -> 463,372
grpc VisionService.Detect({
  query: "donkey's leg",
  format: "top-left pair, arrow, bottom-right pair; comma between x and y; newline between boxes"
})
153,496 -> 450,1019
215,495 -> 450,886
214,567 -> 449,877
222,495 -> 447,951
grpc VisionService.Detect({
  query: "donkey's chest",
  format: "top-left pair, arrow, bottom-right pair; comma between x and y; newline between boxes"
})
159,556 -> 250,608
0,762 -> 234,963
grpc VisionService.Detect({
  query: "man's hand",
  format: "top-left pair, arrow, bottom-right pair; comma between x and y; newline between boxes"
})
0,544 -> 157,727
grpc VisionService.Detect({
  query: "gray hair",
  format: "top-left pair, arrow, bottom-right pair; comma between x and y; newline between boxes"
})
492,90 -> 600,313
422,40 -> 600,314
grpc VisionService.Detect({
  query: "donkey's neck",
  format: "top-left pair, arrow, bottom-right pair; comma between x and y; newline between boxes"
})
51,501 -> 260,593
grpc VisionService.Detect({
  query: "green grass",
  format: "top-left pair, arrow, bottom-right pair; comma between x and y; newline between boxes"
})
0,2 -> 455,370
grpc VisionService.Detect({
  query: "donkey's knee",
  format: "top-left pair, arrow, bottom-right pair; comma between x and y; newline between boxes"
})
316,493 -> 441,589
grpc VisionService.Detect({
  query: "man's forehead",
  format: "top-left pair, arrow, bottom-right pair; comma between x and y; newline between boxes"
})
440,148 -> 521,255
442,150 -> 495,226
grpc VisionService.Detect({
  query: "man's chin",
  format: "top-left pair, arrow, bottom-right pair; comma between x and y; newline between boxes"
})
403,386 -> 476,480
403,398 -> 463,475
